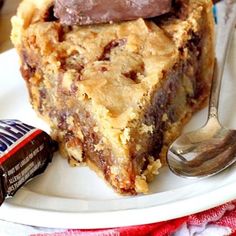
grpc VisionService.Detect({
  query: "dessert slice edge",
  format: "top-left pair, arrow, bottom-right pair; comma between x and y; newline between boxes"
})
11,0 -> 214,194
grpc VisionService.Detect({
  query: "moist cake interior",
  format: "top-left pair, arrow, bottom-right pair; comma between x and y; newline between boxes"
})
11,0 -> 214,194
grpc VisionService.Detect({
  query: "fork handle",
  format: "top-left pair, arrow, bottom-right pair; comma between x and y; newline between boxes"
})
208,0 -> 236,119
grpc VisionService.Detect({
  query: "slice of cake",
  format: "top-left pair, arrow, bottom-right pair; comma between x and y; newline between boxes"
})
11,0 -> 214,194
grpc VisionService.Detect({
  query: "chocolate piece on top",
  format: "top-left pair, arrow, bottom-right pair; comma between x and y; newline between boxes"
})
54,0 -> 172,25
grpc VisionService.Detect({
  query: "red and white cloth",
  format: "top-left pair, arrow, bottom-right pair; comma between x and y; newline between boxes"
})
0,200 -> 236,236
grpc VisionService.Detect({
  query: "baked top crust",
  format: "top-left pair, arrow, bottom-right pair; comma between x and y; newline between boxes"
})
11,0 -> 213,124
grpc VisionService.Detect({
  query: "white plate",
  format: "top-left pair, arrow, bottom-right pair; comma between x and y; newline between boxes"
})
0,32 -> 235,229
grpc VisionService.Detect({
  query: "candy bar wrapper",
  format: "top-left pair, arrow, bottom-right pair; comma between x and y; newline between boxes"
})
0,120 -> 57,205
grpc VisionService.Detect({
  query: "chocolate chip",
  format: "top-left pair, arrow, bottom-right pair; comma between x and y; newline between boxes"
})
20,51 -> 36,81
38,89 -> 47,113
99,39 -> 127,61
100,66 -> 108,72
20,65 -> 36,81
71,83 -> 78,93
44,5 -> 58,22
123,70 -> 138,82
57,112 -> 68,130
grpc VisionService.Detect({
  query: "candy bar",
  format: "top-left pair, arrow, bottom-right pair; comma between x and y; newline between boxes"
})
0,120 -> 57,205
54,0 -> 172,25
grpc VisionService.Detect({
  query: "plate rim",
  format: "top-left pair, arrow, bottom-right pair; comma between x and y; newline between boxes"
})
0,180 -> 236,229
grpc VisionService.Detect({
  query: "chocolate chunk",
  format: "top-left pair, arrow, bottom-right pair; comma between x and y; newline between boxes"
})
0,120 -> 57,206
54,0 -> 172,25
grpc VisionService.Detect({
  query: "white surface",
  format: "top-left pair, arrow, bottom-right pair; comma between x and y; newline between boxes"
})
0,32 -> 235,229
